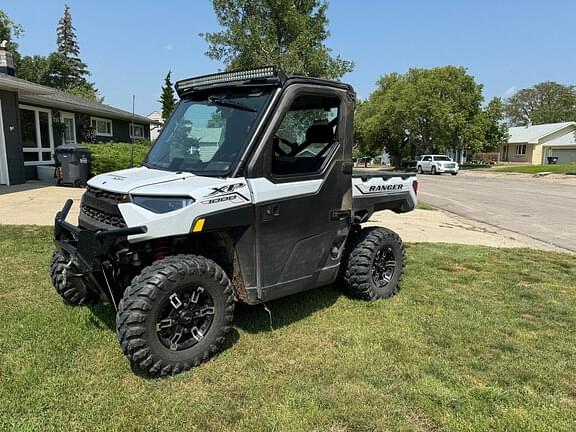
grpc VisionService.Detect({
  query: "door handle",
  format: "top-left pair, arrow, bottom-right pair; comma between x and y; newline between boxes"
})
330,209 -> 351,221
263,205 -> 280,221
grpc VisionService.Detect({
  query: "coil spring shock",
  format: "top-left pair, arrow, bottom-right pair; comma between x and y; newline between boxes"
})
153,238 -> 171,262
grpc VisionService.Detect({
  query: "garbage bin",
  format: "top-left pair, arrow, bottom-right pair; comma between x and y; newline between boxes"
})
55,143 -> 91,187
547,156 -> 559,165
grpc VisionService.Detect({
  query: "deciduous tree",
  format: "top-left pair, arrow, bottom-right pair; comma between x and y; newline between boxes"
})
202,0 -> 353,79
504,81 -> 576,126
0,10 -> 23,67
356,67 -> 507,167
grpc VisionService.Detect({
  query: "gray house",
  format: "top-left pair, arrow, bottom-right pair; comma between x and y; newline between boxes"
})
0,45 -> 154,186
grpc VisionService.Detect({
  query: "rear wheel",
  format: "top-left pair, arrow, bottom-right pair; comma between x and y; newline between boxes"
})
431,166 -> 437,175
116,254 -> 235,377
50,251 -> 98,305
341,227 -> 405,301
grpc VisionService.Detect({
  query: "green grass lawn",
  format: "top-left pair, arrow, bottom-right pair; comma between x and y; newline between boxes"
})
416,202 -> 437,211
1,226 -> 576,431
494,162 -> 576,175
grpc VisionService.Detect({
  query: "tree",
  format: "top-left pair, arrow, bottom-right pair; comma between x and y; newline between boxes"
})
54,4 -> 99,100
504,82 -> 576,126
159,71 -> 176,121
356,66 -> 507,168
0,10 -> 23,67
202,0 -> 353,79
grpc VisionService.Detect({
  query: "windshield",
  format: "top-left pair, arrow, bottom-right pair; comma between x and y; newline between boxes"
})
145,89 -> 272,174
434,156 -> 451,161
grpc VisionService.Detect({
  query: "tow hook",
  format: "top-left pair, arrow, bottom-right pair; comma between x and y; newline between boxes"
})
62,257 -> 85,286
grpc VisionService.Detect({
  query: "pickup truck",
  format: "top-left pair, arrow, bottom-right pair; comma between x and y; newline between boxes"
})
51,67 -> 417,377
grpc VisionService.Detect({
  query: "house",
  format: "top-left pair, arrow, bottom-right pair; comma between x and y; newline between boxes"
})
0,44 -> 155,186
500,121 -> 576,165
147,111 -> 163,141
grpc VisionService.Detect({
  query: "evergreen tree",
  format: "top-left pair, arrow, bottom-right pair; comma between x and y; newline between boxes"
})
159,71 -> 176,121
55,4 -> 98,99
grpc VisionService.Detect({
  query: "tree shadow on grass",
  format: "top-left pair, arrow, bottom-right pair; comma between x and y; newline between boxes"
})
233,284 -> 341,334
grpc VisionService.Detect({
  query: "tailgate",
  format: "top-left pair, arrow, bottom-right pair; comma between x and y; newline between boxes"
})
352,170 -> 417,221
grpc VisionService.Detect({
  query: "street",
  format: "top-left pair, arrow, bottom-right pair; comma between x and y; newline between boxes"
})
418,172 -> 576,253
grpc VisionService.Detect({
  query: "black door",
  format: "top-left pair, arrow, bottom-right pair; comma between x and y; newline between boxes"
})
247,85 -> 354,301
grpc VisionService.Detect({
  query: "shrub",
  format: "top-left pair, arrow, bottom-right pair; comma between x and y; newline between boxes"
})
87,142 -> 152,175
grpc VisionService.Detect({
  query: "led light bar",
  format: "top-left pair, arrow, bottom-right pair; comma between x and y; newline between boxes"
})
175,66 -> 282,94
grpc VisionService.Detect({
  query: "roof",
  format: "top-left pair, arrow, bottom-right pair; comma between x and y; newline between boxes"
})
0,73 -> 154,124
508,121 -> 576,144
545,129 -> 576,147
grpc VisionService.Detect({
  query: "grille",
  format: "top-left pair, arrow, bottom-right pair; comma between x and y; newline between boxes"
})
446,163 -> 456,168
80,186 -> 127,229
86,185 -> 127,203
81,204 -> 127,228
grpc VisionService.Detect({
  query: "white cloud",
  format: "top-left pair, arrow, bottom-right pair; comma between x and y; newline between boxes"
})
164,44 -> 175,51
503,86 -> 517,98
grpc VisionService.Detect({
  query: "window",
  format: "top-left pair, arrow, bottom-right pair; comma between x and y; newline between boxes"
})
423,156 -> 432,161
19,105 -> 54,165
130,124 -> 145,139
91,117 -> 113,136
271,95 -> 340,176
145,88 -> 272,174
516,144 -> 527,156
433,156 -> 451,161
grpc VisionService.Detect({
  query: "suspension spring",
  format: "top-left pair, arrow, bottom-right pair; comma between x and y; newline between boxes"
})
153,238 -> 171,262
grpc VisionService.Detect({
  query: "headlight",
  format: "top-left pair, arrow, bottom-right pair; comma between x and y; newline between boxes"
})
131,195 -> 195,214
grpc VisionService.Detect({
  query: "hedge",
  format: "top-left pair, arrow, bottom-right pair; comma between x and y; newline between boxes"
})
87,142 -> 152,175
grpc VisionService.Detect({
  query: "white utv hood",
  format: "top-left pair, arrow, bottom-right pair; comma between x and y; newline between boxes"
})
87,167 -> 253,242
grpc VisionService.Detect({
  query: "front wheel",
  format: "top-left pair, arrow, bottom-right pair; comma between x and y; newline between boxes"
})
417,165 -> 423,174
341,227 -> 406,301
451,172 -> 458,176
116,255 -> 235,377
50,251 -> 98,305
431,166 -> 437,175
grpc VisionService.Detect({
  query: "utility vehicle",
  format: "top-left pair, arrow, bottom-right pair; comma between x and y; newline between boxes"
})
52,67 -> 418,377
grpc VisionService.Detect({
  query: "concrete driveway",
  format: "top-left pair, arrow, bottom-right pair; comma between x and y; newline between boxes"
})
0,181 -> 82,225
417,171 -> 576,253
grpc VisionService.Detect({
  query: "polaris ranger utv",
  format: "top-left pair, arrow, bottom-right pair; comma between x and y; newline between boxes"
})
52,67 -> 417,377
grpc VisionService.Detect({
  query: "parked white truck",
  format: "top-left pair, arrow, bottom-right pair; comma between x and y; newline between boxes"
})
417,155 -> 459,175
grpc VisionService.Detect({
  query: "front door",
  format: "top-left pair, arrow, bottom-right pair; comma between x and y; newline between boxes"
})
421,155 -> 432,171
0,99 -> 9,185
247,85 -> 353,301
61,112 -> 76,144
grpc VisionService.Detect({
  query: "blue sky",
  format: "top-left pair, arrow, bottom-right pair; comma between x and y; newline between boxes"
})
4,0 -> 576,115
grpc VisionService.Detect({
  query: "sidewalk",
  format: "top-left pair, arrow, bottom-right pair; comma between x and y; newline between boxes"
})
368,208 -> 566,252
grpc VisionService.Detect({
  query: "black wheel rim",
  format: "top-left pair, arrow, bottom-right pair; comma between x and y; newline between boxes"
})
371,247 -> 396,288
156,286 -> 215,351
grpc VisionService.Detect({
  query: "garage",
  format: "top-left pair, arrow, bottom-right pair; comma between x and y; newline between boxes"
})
549,147 -> 576,164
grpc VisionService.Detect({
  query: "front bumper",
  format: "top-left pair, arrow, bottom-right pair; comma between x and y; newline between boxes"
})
436,165 -> 459,173
54,199 -> 147,272
54,199 -> 147,307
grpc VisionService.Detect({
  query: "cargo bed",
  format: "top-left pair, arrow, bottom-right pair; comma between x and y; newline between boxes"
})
351,169 -> 417,222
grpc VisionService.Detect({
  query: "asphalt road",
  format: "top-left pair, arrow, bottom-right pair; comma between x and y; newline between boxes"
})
417,173 -> 576,253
